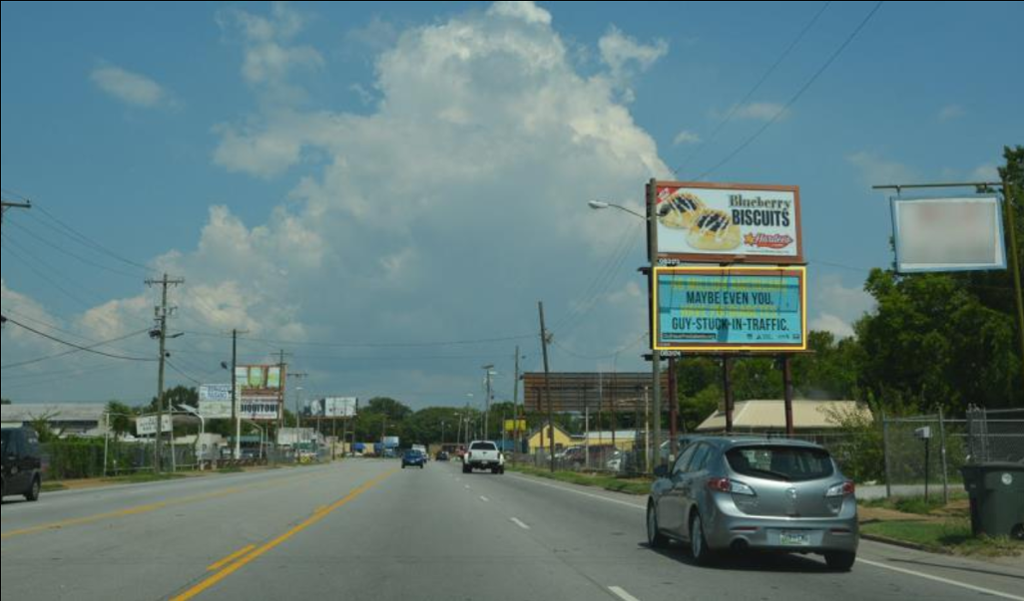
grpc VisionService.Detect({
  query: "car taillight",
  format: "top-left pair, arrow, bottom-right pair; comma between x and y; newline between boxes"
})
826,481 -> 856,498
708,478 -> 756,497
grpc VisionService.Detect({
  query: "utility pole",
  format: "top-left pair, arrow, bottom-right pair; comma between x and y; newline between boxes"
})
146,274 -> 184,474
1003,175 -> 1024,384
513,347 -> 521,464
538,302 -> 555,473
482,365 -> 495,441
229,329 -> 249,461
276,350 -> 292,450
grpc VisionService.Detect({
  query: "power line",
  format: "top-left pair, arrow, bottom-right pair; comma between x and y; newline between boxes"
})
1,318 -> 156,364
165,359 -> 203,386
694,1 -> 886,181
673,1 -> 833,178
32,202 -> 156,274
5,219 -> 144,280
178,330 -> 536,349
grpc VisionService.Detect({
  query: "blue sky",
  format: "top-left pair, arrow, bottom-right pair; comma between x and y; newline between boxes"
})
2,1 -> 1021,408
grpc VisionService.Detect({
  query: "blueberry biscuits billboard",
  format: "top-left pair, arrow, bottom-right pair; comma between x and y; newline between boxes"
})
653,267 -> 807,352
653,182 -> 803,264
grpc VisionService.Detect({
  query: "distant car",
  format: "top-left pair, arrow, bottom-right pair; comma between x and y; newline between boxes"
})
464,441 -> 505,475
1,428 -> 43,502
647,438 -> 859,572
436,452 -> 451,462
402,450 -> 427,469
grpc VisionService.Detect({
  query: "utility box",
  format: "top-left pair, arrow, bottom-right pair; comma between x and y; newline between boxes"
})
961,463 -> 1024,541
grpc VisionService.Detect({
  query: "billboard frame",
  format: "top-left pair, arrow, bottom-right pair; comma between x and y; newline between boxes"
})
650,181 -> 805,266
651,265 -> 808,353
890,194 -> 1008,274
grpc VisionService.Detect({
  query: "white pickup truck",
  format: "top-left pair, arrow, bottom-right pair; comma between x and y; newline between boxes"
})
463,441 -> 505,475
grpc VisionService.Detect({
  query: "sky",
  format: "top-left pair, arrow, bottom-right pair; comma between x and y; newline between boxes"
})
2,1 -> 1022,410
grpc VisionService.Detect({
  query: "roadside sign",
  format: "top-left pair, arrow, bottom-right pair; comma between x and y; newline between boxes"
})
135,415 -> 172,437
653,266 -> 807,352
892,195 -> 1007,273
652,182 -> 803,265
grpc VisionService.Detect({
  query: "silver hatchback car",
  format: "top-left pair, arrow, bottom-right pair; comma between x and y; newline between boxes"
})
647,438 -> 859,571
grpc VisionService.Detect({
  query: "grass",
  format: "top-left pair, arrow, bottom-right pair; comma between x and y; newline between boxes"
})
100,473 -> 186,485
41,482 -> 68,493
508,465 -> 653,496
216,467 -> 245,474
862,520 -> 1022,558
862,494 -> 968,516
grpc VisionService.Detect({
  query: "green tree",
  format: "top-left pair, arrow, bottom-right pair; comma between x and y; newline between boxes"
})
363,397 -> 412,422
105,401 -> 137,440
1,399 -> 11,405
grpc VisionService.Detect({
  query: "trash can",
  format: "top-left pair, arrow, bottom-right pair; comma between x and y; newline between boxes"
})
961,463 -> 1024,540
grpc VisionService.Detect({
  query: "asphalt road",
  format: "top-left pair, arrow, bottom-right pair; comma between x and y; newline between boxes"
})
2,460 -> 1022,601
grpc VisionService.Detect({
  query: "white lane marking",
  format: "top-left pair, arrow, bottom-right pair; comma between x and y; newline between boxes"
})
858,559 -> 1024,601
465,485 -> 472,490
510,518 -> 531,530
480,496 -> 490,503
609,586 -> 642,601
508,474 -> 646,511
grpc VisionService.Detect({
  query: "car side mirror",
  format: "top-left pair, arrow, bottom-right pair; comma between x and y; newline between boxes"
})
654,465 -> 669,479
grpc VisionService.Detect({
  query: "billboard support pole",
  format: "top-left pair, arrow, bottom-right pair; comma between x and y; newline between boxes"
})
646,179 -> 663,472
783,355 -> 795,437
723,357 -> 735,434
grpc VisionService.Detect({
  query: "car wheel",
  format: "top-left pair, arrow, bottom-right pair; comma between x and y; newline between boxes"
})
25,477 -> 41,503
824,552 -> 857,572
463,466 -> 471,475
1012,525 -> 1024,542
690,513 -> 715,566
647,503 -> 669,549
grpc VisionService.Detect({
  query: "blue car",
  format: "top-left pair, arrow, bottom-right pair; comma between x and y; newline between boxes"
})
402,450 -> 426,470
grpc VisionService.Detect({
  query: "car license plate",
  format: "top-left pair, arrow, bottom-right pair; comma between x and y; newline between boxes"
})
779,532 -> 811,547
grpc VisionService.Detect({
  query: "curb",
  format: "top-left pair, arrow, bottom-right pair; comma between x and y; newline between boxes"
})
860,533 -> 948,555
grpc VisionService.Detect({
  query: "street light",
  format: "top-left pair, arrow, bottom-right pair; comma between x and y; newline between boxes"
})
588,192 -> 663,474
587,200 -> 648,221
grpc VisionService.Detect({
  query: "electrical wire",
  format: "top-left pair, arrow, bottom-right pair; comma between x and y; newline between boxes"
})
4,219 -> 145,280
673,1 -> 833,178
178,330 -> 536,349
694,1 -> 886,181
1,317 -> 156,364
30,202 -> 156,274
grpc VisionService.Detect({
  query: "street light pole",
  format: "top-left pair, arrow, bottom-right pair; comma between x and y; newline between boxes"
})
646,180 -> 663,471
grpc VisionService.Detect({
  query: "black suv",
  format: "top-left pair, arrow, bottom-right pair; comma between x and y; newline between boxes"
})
1,428 -> 43,502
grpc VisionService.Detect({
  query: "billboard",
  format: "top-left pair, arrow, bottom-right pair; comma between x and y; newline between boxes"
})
892,195 -> 1007,273
235,365 -> 283,393
237,397 -> 281,422
322,398 -> 358,419
653,182 -> 803,265
135,415 -> 173,437
653,267 -> 807,352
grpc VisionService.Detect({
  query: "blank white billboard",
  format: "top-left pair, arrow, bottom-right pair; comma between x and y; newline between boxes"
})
892,196 -> 1007,273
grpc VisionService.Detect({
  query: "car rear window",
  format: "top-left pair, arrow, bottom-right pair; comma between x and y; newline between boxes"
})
471,442 -> 497,451
727,446 -> 834,483
0,430 -> 10,454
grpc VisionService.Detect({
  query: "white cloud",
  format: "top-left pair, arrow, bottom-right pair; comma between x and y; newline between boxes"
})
598,26 -> 668,101
728,102 -> 787,122
809,275 -> 876,339
217,1 -> 324,99
971,164 -> 1000,182
90,64 -> 170,108
488,1 -> 553,26
938,104 -> 966,122
8,1 -> 673,408
847,151 -> 918,186
810,314 -> 856,339
673,130 -> 701,146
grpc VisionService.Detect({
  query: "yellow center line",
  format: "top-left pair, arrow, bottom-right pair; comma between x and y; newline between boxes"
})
207,545 -> 257,572
0,471 -> 319,541
170,470 -> 398,601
